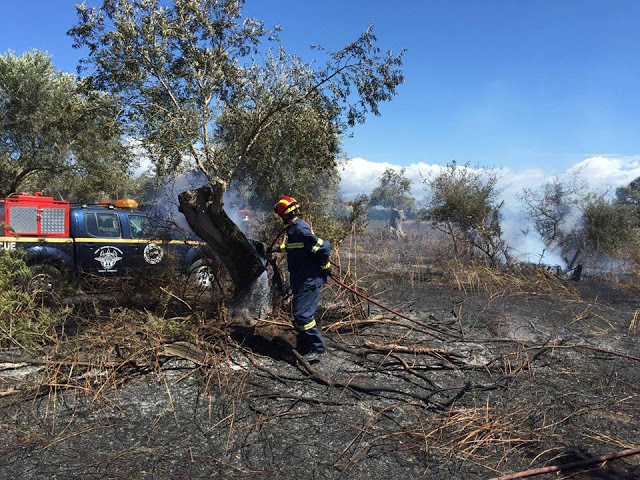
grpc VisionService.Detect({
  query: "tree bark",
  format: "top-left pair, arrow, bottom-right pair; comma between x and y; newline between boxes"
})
178,183 -> 265,296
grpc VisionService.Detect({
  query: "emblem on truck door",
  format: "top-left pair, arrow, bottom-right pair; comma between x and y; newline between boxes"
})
94,246 -> 123,271
143,243 -> 164,265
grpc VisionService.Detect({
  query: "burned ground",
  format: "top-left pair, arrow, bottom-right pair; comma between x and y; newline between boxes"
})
1,226 -> 639,479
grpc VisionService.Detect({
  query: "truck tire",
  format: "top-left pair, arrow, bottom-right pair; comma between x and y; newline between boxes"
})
188,261 -> 215,289
27,264 -> 64,296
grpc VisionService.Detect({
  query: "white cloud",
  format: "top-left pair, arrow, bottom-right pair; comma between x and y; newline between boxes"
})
339,157 -> 442,201
568,155 -> 640,194
340,155 -> 640,203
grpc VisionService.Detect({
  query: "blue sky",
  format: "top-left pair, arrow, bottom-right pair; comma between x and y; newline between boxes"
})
1,1 -> 639,192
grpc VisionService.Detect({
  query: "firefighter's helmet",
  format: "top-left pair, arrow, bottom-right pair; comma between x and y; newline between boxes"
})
274,196 -> 300,220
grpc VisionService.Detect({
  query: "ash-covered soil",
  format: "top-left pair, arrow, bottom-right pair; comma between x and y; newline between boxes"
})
1,229 -> 639,480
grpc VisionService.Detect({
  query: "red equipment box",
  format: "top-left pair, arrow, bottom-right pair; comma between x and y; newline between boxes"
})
3,192 -> 70,237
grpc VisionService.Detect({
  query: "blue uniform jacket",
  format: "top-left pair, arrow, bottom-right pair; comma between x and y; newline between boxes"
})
277,218 -> 331,292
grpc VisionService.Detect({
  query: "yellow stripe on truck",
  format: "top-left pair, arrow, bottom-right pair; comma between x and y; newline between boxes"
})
0,236 -> 73,243
1,236 -> 207,245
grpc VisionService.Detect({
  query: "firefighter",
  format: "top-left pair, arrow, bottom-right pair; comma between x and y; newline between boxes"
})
269,196 -> 331,362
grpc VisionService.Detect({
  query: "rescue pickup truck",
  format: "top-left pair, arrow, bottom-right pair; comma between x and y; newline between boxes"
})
0,192 -> 214,293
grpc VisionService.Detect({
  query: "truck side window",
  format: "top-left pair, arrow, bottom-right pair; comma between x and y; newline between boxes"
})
98,213 -> 121,238
128,215 -> 147,239
129,214 -> 172,240
85,213 -> 99,237
84,212 -> 121,238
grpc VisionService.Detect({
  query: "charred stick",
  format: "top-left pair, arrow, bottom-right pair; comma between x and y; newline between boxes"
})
438,381 -> 472,409
389,353 -> 442,389
490,446 -> 640,480
363,340 -> 465,362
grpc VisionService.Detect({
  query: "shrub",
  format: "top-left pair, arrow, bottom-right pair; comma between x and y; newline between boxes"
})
0,251 -> 68,349
584,198 -> 640,257
424,161 -> 507,266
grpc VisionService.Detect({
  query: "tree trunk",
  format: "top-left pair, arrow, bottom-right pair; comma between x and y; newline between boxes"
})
389,208 -> 406,239
178,183 -> 265,296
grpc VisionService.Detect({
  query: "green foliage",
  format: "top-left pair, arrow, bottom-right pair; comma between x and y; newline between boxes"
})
0,50 -> 132,199
0,251 -> 68,349
346,194 -> 371,233
425,161 -> 506,265
584,197 -> 640,256
307,195 -> 370,248
616,176 -> 640,207
369,168 -> 415,211
426,162 -> 501,228
615,176 -> 640,231
70,0 -> 404,202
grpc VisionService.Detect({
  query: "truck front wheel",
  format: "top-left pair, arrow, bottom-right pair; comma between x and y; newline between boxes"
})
27,265 -> 64,296
188,261 -> 215,289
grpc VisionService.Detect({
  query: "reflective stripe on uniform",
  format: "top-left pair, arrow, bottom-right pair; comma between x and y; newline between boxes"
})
298,319 -> 317,331
311,238 -> 324,253
320,261 -> 331,270
286,242 -> 304,249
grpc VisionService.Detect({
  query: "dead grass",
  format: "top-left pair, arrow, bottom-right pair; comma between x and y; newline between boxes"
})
2,226 -> 639,479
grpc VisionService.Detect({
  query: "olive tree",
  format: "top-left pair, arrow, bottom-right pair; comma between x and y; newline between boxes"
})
0,50 -> 131,199
615,176 -> 640,207
369,168 -> 415,210
615,176 -> 640,227
584,197 -> 639,256
424,162 -> 507,266
70,0 -> 404,294
518,171 -> 594,269
368,167 -> 414,236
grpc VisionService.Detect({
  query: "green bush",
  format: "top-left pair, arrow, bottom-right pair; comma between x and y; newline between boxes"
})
584,199 -> 640,256
0,251 -> 68,349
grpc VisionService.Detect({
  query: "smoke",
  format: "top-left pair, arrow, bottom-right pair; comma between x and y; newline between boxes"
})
500,207 -> 567,268
144,170 -> 209,237
222,188 -> 251,236
143,169 -> 252,236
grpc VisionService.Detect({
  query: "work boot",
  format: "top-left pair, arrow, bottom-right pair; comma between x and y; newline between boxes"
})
302,351 -> 325,363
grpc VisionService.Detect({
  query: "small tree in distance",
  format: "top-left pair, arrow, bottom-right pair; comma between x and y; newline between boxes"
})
369,168 -> 415,211
584,197 -> 639,257
424,161 -> 508,266
518,170 -> 594,269
369,167 -> 414,236
615,176 -> 640,207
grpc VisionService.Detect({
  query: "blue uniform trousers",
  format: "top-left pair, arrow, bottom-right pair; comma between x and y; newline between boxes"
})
292,284 -> 326,355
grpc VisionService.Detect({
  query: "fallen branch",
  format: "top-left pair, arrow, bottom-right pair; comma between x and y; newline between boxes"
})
490,446 -> 640,480
363,340 -> 465,361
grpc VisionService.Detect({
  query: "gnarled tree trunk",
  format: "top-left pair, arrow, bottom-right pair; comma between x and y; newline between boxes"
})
178,183 -> 265,297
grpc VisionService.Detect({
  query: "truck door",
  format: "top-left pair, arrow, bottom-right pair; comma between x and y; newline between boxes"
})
127,214 -> 176,270
75,211 -> 129,275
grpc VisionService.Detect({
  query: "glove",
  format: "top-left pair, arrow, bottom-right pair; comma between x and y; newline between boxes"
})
321,265 -> 331,283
